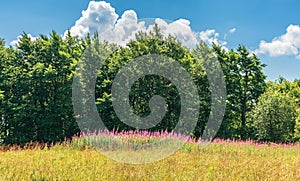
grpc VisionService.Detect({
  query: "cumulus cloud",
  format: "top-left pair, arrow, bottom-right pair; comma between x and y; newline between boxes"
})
200,29 -> 220,45
100,10 -> 146,46
66,1 -> 200,47
148,18 -> 199,48
67,1 -> 146,46
10,34 -> 37,46
8,1 -> 228,50
8,1 -> 230,51
68,1 -> 119,38
254,24 -> 300,58
65,1 -> 228,49
199,29 -> 228,50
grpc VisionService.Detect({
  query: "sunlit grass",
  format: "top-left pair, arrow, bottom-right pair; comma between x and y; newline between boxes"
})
0,135 -> 300,180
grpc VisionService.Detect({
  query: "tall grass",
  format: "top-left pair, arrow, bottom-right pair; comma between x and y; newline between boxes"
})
0,131 -> 299,180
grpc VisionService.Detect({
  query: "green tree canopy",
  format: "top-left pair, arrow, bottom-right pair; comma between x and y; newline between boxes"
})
212,44 -> 267,139
249,88 -> 297,143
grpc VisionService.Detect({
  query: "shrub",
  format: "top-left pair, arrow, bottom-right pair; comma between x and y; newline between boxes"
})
249,89 -> 297,143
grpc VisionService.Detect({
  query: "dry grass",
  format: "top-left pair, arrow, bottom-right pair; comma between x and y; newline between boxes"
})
0,141 -> 300,180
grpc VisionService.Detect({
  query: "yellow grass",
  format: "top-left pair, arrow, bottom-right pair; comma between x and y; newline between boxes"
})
0,142 -> 300,180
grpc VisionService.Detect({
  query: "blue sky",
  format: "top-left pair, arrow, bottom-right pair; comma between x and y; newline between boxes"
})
1,0 -> 300,80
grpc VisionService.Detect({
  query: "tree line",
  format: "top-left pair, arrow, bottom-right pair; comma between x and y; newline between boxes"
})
0,27 -> 300,145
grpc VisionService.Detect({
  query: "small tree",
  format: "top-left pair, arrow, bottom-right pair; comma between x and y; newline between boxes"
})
249,89 -> 297,143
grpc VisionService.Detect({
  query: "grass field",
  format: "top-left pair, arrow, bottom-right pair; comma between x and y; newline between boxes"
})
0,138 -> 300,181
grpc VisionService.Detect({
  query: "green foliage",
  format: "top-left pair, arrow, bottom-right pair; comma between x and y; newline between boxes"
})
268,78 -> 300,141
95,29 -> 209,137
212,44 -> 267,139
264,78 -> 300,142
249,89 -> 297,142
294,109 -> 300,141
0,31 -> 86,144
268,77 -> 300,104
0,26 -> 290,145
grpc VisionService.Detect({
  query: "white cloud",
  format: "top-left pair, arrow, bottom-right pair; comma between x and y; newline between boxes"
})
254,24 -> 300,58
10,34 -> 37,46
255,40 -> 298,57
99,10 -> 146,46
229,28 -> 236,34
199,29 -> 219,45
8,1 -> 229,51
199,29 -> 228,51
64,1 -> 228,49
66,1 -> 146,46
68,1 -> 119,38
148,18 -> 199,48
9,1 -> 230,50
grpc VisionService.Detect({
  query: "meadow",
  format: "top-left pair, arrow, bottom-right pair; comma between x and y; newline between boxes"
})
0,131 -> 299,180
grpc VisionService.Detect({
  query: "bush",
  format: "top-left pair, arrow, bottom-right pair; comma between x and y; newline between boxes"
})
249,89 -> 297,143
